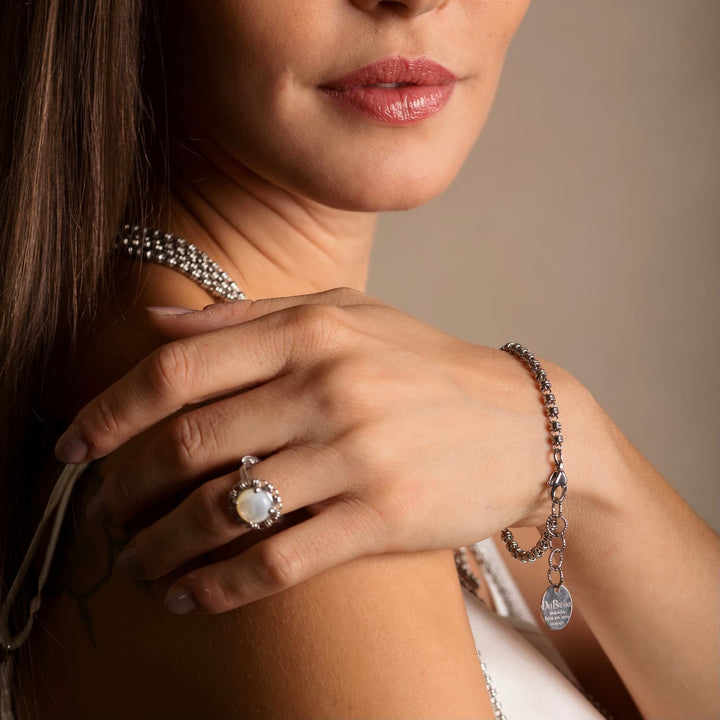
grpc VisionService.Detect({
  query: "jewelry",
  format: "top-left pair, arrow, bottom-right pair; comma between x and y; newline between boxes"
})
115,225 -> 246,301
228,455 -> 283,530
115,229 -> 591,713
498,342 -> 572,631
454,546 -> 484,596
477,652 -> 507,720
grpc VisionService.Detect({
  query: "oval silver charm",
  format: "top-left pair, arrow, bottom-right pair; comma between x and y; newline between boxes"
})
541,584 -> 572,630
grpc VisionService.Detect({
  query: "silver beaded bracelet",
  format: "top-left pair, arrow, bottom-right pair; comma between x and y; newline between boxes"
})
499,342 -> 572,631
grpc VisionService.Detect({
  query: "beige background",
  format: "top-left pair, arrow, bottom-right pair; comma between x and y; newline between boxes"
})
369,1 -> 719,531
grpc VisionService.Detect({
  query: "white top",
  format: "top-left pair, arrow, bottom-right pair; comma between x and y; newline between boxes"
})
464,538 -> 605,719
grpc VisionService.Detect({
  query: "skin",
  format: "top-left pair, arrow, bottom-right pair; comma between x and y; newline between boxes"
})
19,0 -> 719,719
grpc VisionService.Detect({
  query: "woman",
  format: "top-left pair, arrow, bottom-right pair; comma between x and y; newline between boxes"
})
1,1 -> 717,719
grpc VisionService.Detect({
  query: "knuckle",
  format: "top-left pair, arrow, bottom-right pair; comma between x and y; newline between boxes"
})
312,362 -> 350,419
311,359 -> 374,421
92,392 -> 123,438
148,342 -> 195,400
323,286 -> 359,305
352,497 -> 393,547
252,539 -> 303,593
169,413 -> 212,469
189,482 -> 228,537
371,476 -> 420,546
322,286 -> 382,308
284,304 -> 348,356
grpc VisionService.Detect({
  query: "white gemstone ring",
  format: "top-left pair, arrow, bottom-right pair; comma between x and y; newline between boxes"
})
228,455 -> 283,530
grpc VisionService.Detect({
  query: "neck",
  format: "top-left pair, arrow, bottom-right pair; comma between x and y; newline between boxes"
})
153,134 -> 377,300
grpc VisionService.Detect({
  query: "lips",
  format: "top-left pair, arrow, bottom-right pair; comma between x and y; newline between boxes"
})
319,56 -> 456,125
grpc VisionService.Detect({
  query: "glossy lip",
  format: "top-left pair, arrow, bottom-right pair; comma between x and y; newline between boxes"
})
319,56 -> 457,125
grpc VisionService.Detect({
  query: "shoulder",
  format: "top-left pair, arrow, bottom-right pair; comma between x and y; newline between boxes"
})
22,529 -> 490,717
65,259 -> 216,414
20,261 -> 493,719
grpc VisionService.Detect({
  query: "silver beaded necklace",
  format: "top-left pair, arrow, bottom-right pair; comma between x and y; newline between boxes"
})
115,225 -> 247,301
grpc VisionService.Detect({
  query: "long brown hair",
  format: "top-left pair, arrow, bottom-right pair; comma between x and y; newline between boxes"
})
0,0 -> 156,602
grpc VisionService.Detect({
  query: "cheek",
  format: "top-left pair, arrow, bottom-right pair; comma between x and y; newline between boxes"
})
175,1 -> 336,148
476,0 -> 533,40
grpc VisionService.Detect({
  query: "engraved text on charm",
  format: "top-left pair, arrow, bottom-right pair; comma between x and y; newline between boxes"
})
541,584 -> 573,631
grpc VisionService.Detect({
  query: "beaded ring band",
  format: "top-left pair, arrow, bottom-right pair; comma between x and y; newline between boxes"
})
499,342 -> 572,631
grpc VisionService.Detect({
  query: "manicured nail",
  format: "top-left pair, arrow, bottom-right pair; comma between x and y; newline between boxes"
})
145,306 -> 197,316
117,544 -> 143,579
164,588 -> 197,615
55,425 -> 89,464
85,489 -> 112,528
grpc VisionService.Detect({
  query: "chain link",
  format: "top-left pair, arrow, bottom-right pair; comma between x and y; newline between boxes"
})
498,342 -> 569,598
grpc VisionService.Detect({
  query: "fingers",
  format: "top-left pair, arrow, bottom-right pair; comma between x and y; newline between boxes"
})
163,499 -> 386,614
54,299 -> 358,464
146,287 -> 380,341
120,446 -> 349,582
95,375 -> 308,526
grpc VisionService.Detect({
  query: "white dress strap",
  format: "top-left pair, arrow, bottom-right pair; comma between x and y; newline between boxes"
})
464,538 -> 606,719
0,462 -> 89,720
472,537 -> 578,678
463,591 -> 606,720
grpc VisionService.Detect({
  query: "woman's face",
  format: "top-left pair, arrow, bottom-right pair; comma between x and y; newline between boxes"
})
170,0 -> 531,211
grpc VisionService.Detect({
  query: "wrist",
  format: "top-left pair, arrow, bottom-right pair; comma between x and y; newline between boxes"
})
550,368 -> 639,570
543,363 -> 612,511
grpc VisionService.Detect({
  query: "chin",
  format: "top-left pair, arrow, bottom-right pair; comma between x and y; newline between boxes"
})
312,177 -> 456,212
278,152 -> 466,213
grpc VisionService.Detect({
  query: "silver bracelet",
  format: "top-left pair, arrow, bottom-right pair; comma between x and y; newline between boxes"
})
499,342 -> 572,631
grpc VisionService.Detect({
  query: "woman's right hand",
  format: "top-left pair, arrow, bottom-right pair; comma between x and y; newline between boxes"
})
55,288 -> 592,614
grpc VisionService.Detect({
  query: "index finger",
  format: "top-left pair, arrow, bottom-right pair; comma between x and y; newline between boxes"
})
53,302 -> 332,464
147,286 -> 381,340
54,288 -> 381,464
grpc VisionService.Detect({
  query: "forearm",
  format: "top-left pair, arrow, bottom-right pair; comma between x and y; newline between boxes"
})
562,379 -> 719,719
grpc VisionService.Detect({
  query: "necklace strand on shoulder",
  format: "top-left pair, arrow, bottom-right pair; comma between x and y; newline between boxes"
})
115,225 -> 247,301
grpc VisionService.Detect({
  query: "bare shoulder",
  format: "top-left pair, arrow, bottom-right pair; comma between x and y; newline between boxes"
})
22,535 -> 489,718
18,262 -> 492,719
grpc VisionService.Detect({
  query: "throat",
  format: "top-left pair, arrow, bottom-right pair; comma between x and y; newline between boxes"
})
150,133 -> 378,299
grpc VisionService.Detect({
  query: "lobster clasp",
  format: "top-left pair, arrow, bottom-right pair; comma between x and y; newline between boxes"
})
547,469 -> 568,502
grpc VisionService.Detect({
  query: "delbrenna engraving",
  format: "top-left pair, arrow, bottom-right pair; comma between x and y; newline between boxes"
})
541,585 -> 573,631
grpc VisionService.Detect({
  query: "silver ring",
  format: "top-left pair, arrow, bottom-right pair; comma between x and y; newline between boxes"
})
228,455 -> 283,530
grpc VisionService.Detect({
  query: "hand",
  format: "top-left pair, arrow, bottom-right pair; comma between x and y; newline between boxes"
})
55,288 -> 563,614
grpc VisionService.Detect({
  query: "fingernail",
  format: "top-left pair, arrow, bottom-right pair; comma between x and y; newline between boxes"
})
145,306 -> 197,316
55,425 -> 89,464
164,588 -> 197,615
85,489 -> 112,528
117,544 -> 143,579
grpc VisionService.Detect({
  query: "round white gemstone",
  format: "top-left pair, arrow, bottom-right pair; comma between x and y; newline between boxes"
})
235,488 -> 273,524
